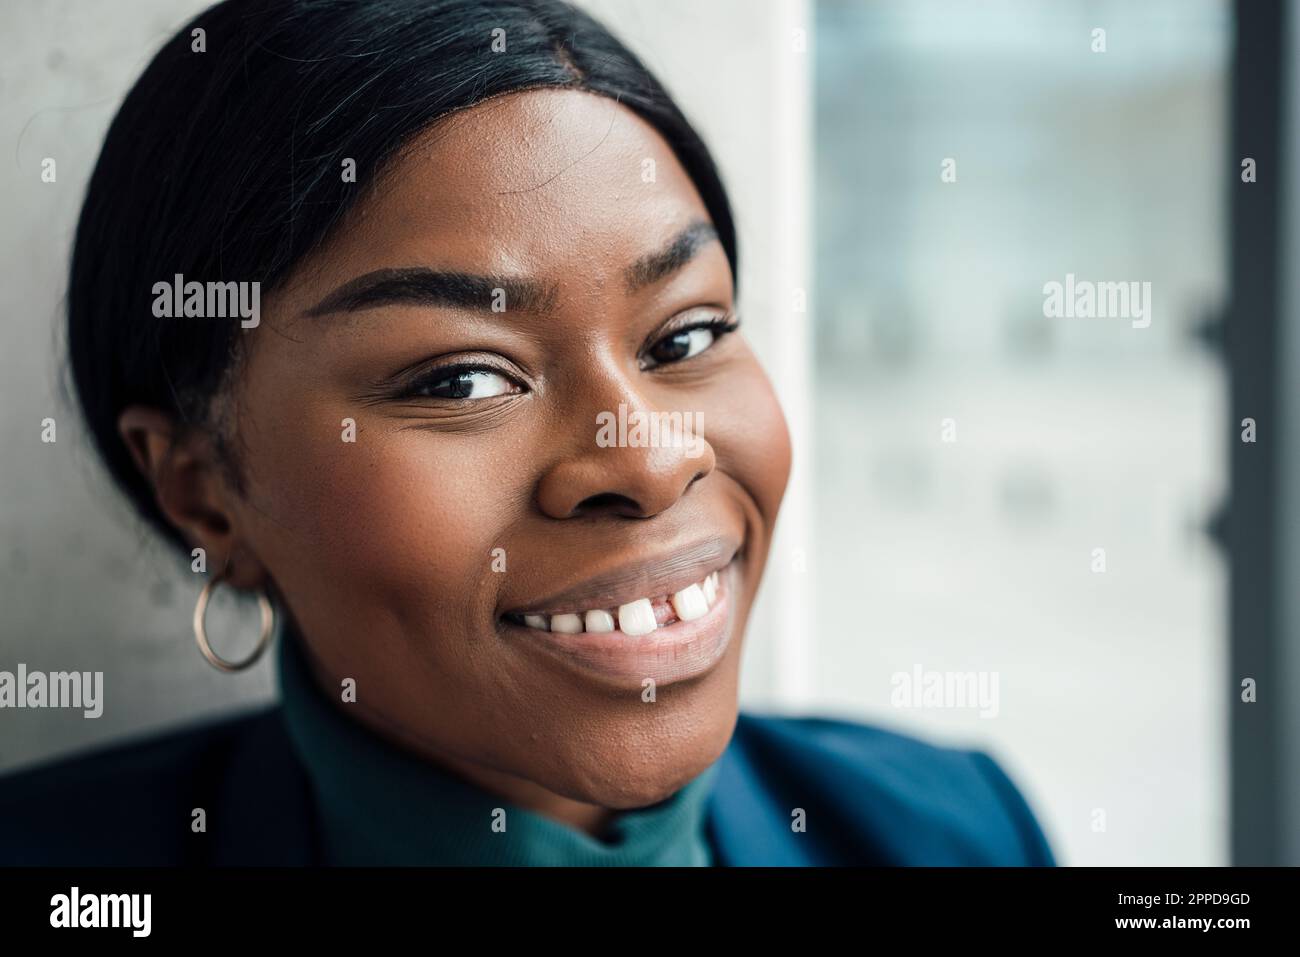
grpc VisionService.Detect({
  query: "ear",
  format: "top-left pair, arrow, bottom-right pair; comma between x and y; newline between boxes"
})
117,405 -> 267,590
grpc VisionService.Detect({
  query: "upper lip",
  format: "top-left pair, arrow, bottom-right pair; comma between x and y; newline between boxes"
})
504,535 -> 741,617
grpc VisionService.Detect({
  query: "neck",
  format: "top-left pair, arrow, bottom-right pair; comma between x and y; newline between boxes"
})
416,747 -> 618,838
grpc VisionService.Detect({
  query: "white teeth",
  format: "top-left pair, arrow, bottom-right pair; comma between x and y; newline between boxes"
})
617,598 -> 658,636
671,583 -> 708,622
550,613 -> 583,634
516,566 -> 727,635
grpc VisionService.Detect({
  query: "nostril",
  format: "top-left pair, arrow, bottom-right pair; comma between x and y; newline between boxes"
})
573,492 -> 641,517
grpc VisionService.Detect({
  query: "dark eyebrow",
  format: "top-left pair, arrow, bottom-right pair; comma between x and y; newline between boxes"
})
303,269 -> 558,318
623,219 -> 719,293
303,218 -> 720,318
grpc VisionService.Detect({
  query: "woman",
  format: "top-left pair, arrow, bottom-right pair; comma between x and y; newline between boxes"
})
0,0 -> 1055,866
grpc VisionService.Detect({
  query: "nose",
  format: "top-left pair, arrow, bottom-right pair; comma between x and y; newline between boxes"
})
536,400 -> 715,520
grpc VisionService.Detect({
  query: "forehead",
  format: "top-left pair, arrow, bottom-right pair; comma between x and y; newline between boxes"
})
307,88 -> 715,294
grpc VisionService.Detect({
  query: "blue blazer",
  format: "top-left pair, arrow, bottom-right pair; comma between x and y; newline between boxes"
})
0,706 -> 1055,866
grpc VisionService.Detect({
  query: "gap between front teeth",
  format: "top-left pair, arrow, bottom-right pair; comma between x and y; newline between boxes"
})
518,570 -> 721,637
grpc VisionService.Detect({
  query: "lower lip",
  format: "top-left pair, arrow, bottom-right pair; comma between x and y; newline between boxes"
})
504,563 -> 739,687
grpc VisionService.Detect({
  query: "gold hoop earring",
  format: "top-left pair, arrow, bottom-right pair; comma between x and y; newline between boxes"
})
192,575 -> 275,673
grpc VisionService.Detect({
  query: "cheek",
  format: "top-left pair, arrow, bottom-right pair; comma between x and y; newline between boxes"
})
239,401 -> 519,613
702,357 -> 792,524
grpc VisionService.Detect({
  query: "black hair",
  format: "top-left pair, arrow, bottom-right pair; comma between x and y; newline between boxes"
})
66,0 -> 738,554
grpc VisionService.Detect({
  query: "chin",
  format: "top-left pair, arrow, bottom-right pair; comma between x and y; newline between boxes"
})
541,682 -> 742,809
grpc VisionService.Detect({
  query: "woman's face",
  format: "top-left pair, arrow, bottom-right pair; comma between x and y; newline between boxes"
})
213,89 -> 790,814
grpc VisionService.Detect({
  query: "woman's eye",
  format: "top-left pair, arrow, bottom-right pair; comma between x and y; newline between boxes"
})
647,326 -> 718,366
416,369 -> 517,400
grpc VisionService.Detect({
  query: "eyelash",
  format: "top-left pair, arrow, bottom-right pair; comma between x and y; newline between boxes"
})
400,312 -> 740,401
640,312 -> 740,370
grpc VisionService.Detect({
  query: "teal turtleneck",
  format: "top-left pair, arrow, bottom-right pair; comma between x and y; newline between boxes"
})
275,619 -> 721,866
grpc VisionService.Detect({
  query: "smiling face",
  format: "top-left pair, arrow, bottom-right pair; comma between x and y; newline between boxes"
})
194,88 -> 791,820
